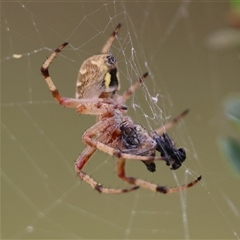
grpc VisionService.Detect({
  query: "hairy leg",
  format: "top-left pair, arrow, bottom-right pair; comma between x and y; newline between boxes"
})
117,158 -> 201,193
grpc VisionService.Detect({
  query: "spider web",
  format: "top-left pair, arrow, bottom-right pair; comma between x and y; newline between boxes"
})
1,1 -> 240,239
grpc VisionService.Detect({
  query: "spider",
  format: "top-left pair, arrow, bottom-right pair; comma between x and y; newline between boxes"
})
119,123 -> 187,172
41,23 -> 201,194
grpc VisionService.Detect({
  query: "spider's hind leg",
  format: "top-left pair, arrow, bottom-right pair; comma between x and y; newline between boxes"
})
41,42 -> 68,103
153,109 -> 189,135
120,72 -> 149,104
101,23 -> 122,54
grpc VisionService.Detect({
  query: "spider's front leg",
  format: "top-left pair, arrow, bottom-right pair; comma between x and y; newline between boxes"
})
117,158 -> 202,193
82,115 -> 166,162
75,145 -> 138,193
75,119 -> 139,194
78,171 -> 139,193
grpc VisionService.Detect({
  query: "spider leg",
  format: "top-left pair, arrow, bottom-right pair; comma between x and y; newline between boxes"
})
47,95 -> 123,115
153,109 -> 189,135
76,118 -> 116,172
73,98 -> 125,115
85,138 -> 166,161
75,138 -> 139,194
117,158 -> 202,193
41,43 -> 126,115
75,145 -> 97,171
78,171 -> 139,193
101,23 -> 122,54
82,116 -> 165,160
41,42 -> 68,103
121,72 -> 149,103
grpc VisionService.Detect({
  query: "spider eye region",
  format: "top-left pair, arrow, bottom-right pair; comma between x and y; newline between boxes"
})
120,125 -> 140,149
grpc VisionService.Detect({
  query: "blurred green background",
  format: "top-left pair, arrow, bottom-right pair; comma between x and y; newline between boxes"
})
1,1 -> 240,239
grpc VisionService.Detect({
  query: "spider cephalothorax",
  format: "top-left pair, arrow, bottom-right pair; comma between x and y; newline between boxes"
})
41,23 -> 201,194
117,121 -> 187,172
118,121 -> 157,172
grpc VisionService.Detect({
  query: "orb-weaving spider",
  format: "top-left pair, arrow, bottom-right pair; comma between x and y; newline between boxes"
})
41,23 -> 201,194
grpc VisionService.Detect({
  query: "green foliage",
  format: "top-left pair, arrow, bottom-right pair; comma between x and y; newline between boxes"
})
219,96 -> 240,174
230,0 -> 240,12
224,96 -> 240,130
219,137 -> 240,173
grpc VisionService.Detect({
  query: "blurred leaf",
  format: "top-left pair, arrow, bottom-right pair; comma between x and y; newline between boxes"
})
205,28 -> 240,50
228,1 -> 240,28
219,137 -> 240,173
224,96 -> 240,130
230,0 -> 240,12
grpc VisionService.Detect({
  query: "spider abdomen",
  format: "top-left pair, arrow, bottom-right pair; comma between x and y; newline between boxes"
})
76,54 -> 120,99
